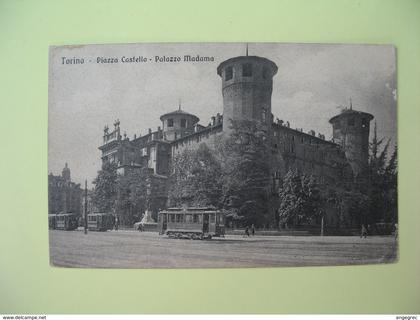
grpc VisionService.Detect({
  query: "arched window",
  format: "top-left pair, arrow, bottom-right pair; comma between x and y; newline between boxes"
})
262,110 -> 267,122
242,63 -> 252,77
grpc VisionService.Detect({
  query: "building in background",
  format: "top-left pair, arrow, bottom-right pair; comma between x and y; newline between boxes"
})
48,163 -> 82,216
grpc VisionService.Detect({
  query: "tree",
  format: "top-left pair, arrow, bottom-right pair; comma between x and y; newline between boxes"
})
116,168 -> 149,225
92,161 -> 118,212
384,146 -> 397,222
218,120 -> 272,227
368,122 -> 397,223
327,187 -> 370,228
169,143 -> 222,207
278,170 -> 325,227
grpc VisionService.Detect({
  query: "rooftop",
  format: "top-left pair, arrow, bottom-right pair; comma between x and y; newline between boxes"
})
217,55 -> 278,76
159,108 -> 200,122
329,108 -> 374,123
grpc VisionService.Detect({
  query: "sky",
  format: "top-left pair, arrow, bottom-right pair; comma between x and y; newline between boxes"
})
48,43 -> 397,187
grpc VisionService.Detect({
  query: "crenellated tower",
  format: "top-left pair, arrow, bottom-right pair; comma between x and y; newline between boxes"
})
217,55 -> 278,133
329,105 -> 374,177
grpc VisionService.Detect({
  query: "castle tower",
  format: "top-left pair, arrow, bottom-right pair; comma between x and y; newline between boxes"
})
62,162 -> 71,182
160,107 -> 199,141
329,107 -> 374,176
217,55 -> 278,132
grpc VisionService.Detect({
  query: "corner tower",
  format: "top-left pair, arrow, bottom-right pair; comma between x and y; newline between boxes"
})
329,107 -> 374,176
217,55 -> 278,133
160,107 -> 199,141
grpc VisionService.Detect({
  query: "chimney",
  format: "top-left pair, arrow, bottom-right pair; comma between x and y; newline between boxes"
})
211,116 -> 216,126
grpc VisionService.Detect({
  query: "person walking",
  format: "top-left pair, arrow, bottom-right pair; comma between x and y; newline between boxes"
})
360,224 -> 367,238
251,224 -> 255,236
114,215 -> 119,231
244,226 -> 250,237
394,223 -> 398,240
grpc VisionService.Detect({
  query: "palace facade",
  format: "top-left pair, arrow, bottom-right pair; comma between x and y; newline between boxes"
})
98,54 -> 373,227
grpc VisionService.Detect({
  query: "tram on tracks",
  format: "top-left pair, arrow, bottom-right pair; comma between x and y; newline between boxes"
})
54,213 -> 79,231
157,207 -> 225,239
87,213 -> 115,231
48,214 -> 57,229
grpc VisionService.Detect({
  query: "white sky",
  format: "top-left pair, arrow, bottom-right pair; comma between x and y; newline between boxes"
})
48,43 -> 397,186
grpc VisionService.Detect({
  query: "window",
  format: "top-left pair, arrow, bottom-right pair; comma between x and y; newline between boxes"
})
167,118 -> 174,127
176,214 -> 183,223
262,66 -> 269,79
361,118 -> 368,128
225,66 -> 233,81
210,214 -> 215,223
242,63 -> 252,77
193,214 -> 199,224
262,110 -> 267,122
181,119 -> 187,128
170,214 -> 175,223
185,214 -> 193,223
348,117 -> 355,126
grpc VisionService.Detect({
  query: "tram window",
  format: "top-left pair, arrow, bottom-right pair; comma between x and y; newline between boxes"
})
195,215 -> 202,224
185,214 -> 193,223
176,214 -> 183,223
210,214 -> 215,223
170,214 -> 175,223
193,214 -> 199,223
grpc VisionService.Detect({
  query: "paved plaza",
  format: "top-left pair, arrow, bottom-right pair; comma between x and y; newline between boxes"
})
49,229 -> 397,268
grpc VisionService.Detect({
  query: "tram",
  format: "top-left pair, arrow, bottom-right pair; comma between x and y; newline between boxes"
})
87,213 -> 115,231
55,213 -> 79,231
158,207 -> 225,239
48,214 -> 57,229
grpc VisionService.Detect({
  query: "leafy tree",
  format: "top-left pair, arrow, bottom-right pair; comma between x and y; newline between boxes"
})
169,143 -> 222,207
218,120 -> 272,227
327,187 -> 370,228
116,168 -> 149,225
92,161 -> 118,212
368,122 -> 397,223
383,146 -> 398,222
278,170 -> 325,227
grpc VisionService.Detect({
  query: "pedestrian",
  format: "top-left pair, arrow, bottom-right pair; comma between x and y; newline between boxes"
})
360,224 -> 367,238
115,215 -> 119,231
245,226 -> 250,237
251,224 -> 255,236
394,223 -> 398,240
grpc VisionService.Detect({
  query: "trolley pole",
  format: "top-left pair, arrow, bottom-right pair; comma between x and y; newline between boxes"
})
84,179 -> 88,235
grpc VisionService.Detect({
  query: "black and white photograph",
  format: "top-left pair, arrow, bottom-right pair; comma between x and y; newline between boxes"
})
48,43 -> 398,268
